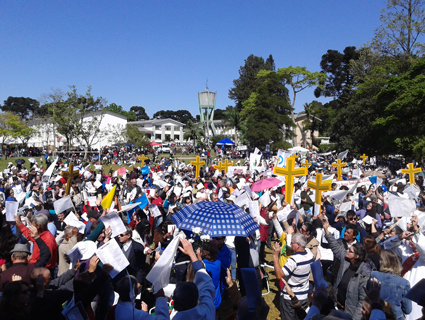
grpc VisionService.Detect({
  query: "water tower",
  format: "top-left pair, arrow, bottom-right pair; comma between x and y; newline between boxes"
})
198,84 -> 217,140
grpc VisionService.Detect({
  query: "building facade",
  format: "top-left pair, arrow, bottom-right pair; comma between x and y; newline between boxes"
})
131,119 -> 185,143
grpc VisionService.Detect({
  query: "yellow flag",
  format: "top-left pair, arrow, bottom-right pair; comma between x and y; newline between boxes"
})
101,185 -> 116,209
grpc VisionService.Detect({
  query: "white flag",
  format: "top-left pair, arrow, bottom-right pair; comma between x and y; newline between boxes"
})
53,195 -> 74,214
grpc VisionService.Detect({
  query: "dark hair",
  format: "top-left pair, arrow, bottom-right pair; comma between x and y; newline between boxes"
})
0,281 -> 30,317
312,218 -> 323,229
173,282 -> 199,311
136,219 -> 151,236
346,210 -> 356,218
351,243 -> 367,267
345,224 -> 359,237
339,185 -> 349,190
303,222 -> 316,238
201,241 -> 218,261
115,276 -> 137,302
0,224 -> 18,264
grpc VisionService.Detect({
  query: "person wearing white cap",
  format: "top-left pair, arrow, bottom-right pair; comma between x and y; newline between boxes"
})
196,183 -> 208,201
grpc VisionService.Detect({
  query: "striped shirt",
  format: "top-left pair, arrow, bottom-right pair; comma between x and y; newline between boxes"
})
281,248 -> 314,300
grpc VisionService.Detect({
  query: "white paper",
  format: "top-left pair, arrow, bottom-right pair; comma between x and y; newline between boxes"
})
362,215 -> 374,225
99,211 -> 126,238
93,180 -> 102,189
388,194 -> 416,217
53,195 -> 74,214
64,212 -> 86,233
313,203 -> 321,216
86,182 -> 93,189
277,204 -> 291,221
234,192 -> 250,208
120,202 -> 142,212
149,204 -> 162,218
96,174 -> 101,181
95,165 -> 102,170
232,189 -> 242,197
5,201 -> 19,222
323,190 -> 348,202
248,201 -> 260,218
146,235 -> 181,293
66,245 -> 83,266
88,196 -> 97,207
244,186 -> 253,198
258,191 -> 271,207
173,186 -> 182,197
339,201 -> 352,213
95,239 -> 129,278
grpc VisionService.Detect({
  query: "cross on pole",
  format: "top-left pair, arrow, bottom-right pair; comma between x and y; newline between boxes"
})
360,154 -> 368,166
302,160 -> 311,168
401,163 -> 422,185
61,162 -> 80,195
138,154 -> 149,167
307,173 -> 331,206
214,161 -> 226,173
218,159 -> 234,174
273,156 -> 308,203
190,156 -> 205,178
331,159 -> 347,180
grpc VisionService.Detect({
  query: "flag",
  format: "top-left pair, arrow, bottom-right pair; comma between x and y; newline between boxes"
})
337,150 -> 348,160
101,185 -> 116,209
276,149 -> 291,168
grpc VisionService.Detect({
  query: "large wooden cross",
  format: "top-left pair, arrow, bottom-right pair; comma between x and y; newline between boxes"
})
401,163 -> 422,185
190,156 -> 205,177
307,173 -> 331,206
360,154 -> 368,166
214,159 -> 234,174
273,156 -> 307,203
138,154 -> 149,167
61,162 -> 80,195
331,159 -> 347,180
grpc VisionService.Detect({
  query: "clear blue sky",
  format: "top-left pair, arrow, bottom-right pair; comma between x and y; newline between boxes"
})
0,0 -> 385,117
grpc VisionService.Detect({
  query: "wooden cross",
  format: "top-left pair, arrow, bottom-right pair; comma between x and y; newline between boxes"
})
61,162 -> 80,195
307,173 -> 331,206
331,159 -> 347,180
360,154 -> 368,166
273,156 -> 308,203
214,159 -> 234,174
401,163 -> 422,185
302,160 -> 311,168
138,154 -> 149,167
190,156 -> 205,177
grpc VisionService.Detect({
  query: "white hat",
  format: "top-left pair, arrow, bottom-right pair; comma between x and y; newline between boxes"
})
74,241 -> 97,260
197,183 -> 204,190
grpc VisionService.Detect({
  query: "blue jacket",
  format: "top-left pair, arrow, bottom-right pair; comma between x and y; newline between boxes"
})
203,259 -> 222,309
371,271 -> 412,319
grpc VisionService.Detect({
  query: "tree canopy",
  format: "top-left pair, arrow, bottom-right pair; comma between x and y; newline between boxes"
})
152,109 -> 195,124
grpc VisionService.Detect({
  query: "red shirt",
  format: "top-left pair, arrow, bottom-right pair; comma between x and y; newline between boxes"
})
18,224 -> 58,269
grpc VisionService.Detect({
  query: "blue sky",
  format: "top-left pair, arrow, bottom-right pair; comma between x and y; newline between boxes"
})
0,0 -> 385,118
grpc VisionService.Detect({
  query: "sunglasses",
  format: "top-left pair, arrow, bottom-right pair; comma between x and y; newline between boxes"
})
118,233 -> 129,237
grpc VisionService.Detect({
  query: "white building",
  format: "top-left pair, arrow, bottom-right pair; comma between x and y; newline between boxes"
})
131,119 -> 185,143
25,110 -> 127,149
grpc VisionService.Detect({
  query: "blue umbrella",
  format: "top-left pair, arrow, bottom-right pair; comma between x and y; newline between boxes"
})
216,138 -> 234,146
171,201 -> 259,237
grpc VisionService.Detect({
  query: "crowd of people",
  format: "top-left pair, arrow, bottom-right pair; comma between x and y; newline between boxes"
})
0,149 -> 424,320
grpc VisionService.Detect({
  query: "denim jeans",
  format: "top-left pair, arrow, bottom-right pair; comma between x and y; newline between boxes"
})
229,247 -> 237,280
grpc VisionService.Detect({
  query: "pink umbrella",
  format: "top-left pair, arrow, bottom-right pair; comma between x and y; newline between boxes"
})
251,177 -> 282,192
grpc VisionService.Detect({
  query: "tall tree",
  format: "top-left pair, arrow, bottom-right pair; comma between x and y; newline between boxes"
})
105,103 -> 136,121
222,106 -> 241,145
241,70 -> 293,148
314,46 -> 359,100
374,57 -> 425,157
126,124 -> 151,148
229,54 -> 271,112
0,112 -> 21,148
1,97 -> 44,120
278,66 -> 326,146
183,120 -> 204,146
372,0 -> 425,57
152,109 -> 195,124
130,106 -> 149,120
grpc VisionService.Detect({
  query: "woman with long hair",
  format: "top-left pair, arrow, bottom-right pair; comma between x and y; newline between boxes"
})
370,249 -> 412,320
